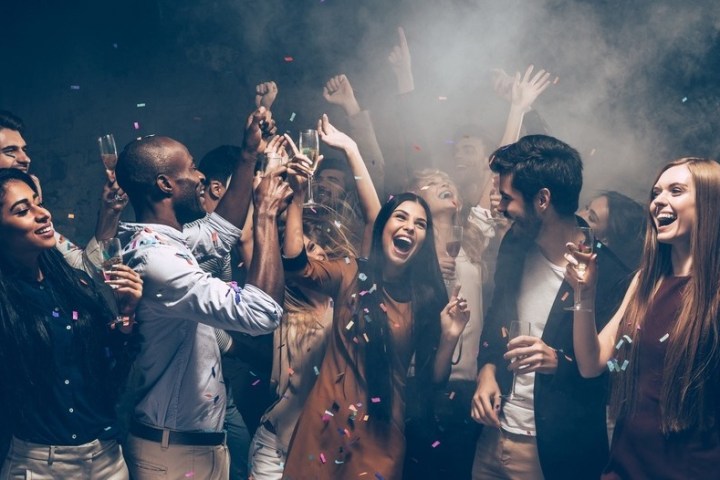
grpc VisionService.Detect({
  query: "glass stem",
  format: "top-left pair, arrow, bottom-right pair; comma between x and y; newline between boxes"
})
307,174 -> 314,204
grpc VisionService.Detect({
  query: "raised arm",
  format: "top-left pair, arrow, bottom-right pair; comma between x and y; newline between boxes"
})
246,168 -> 293,305
214,106 -> 274,228
566,247 -> 639,377
323,74 -> 386,197
317,114 -> 381,256
255,81 -> 278,110
497,65 -> 554,147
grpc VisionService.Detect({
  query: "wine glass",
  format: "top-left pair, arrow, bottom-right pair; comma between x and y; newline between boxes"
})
99,238 -> 123,282
258,152 -> 284,177
298,129 -> 320,205
444,225 -> 464,295
502,320 -> 532,401
565,226 -> 594,311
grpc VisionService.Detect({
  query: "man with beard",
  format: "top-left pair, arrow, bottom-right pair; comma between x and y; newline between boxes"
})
115,108 -> 292,480
470,135 -> 631,479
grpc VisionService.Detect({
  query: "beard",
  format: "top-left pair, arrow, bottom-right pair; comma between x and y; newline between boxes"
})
509,207 -> 542,240
175,194 -> 206,225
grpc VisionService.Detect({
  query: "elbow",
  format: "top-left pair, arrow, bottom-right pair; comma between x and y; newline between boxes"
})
578,363 -> 604,379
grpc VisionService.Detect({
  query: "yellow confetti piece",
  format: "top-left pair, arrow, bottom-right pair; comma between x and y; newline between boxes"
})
346,320 -> 355,330
363,333 -> 370,343
363,414 -> 369,421
67,213 -> 75,219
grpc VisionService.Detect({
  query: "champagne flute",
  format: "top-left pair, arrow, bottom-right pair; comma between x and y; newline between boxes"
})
99,238 -> 123,282
502,320 -> 532,401
98,134 -> 123,202
298,129 -> 320,205
565,226 -> 594,311
444,225 -> 464,295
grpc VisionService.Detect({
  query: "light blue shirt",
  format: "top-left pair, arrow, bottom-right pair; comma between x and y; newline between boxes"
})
118,213 -> 282,432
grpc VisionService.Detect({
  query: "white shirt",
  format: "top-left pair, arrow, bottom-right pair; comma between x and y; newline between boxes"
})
118,213 -> 282,432
449,247 -> 483,382
501,245 -> 564,436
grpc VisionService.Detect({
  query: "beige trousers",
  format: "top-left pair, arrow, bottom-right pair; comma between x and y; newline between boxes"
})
124,433 -> 229,480
0,437 -> 128,480
472,427 -> 545,480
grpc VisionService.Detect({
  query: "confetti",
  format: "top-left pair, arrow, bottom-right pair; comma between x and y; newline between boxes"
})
358,273 -> 367,281
133,122 -> 140,129
615,339 -> 624,350
288,367 -> 295,376
70,85 -> 80,90
314,365 -> 320,376
184,472 -> 194,478
68,213 -> 75,219
375,473 -> 385,480
354,176 -> 362,180
379,303 -> 387,313
682,97 -> 688,103
363,414 -> 369,421
344,257 -> 350,264
620,360 -> 630,371
448,391 -> 456,400
289,112 -> 296,122
590,148 -> 597,156
431,440 -> 441,448
659,333 -> 669,343
607,360 -> 616,372
412,145 -> 422,152
363,333 -> 370,343
52,309 -> 60,318
252,379 -> 261,386
72,311 -> 79,320
438,96 -> 447,101
137,103 -> 146,108
346,320 -> 355,330
371,397 -> 381,403
319,453 -> 326,464
501,326 -> 508,338
623,335 -> 633,344
561,291 -> 569,301
284,56 -> 294,62
420,186 -> 430,191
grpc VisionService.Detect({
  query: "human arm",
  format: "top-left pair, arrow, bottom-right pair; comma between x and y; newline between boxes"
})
470,363 -> 502,428
324,74 -> 386,198
246,168 -> 294,305
255,81 -> 278,110
214,107 -> 275,228
316,114 -> 381,256
388,26 -> 414,95
565,247 -> 638,377
497,65 -> 554,147
432,284 -> 470,382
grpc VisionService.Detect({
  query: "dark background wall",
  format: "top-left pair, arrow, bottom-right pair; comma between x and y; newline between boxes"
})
3,0 -> 719,244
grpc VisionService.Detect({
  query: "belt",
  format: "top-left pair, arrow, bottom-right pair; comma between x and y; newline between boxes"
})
130,421 -> 226,447
262,419 -> 277,435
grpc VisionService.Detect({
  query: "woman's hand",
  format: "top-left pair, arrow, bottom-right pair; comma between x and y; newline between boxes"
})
317,114 -> 357,153
564,242 -> 598,296
440,284 -> 470,338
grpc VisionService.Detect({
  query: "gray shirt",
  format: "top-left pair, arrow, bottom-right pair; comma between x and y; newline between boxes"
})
118,213 -> 282,432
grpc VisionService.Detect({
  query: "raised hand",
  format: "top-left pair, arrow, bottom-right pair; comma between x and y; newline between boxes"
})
511,65 -> 554,113
323,74 -> 361,116
317,114 -> 357,152
255,81 -> 278,110
101,179 -> 129,214
243,106 -> 275,156
254,167 -> 293,217
440,284 -> 470,338
388,26 -> 414,94
491,68 -> 514,102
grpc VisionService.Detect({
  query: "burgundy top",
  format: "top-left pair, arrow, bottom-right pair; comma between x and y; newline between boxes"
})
603,276 -> 720,479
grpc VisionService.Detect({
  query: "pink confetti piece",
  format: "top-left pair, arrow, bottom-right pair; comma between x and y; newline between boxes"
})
431,440 -> 441,448
319,453 -> 326,464
371,397 -> 381,403
379,303 -> 387,313
284,56 -> 294,62
252,379 -> 261,386
438,96 -> 447,101
133,121 -> 140,129
184,471 -> 194,478
72,311 -> 79,320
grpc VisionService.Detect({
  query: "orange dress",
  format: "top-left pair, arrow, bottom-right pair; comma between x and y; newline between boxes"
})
282,255 -> 414,480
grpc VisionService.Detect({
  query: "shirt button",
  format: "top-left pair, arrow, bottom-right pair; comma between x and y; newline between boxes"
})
64,379 -> 70,385
71,434 -> 77,440
68,408 -> 74,413
66,325 -> 72,330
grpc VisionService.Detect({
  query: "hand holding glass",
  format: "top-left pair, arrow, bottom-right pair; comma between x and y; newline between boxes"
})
565,227 -> 594,311
299,129 -> 320,205
502,320 -> 532,401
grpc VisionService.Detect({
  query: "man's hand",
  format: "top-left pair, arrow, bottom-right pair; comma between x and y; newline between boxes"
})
317,114 -> 358,153
253,167 -> 293,218
504,335 -> 559,375
471,364 -> 502,428
323,75 -> 361,117
255,81 -> 278,110
388,26 -> 414,94
243,107 -> 276,157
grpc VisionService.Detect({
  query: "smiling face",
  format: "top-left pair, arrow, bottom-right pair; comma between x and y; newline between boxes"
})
0,129 -> 31,172
579,195 -> 610,241
315,168 -> 348,208
497,173 -> 541,238
381,200 -> 428,279
650,164 -> 696,248
304,234 -> 329,262
452,136 -> 490,189
165,141 -> 207,225
0,180 -> 56,261
416,177 -> 460,217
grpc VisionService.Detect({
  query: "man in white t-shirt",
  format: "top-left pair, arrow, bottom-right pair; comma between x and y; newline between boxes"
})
470,135 -> 630,479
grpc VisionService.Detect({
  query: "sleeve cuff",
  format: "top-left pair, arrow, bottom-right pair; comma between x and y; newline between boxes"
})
282,248 -> 308,272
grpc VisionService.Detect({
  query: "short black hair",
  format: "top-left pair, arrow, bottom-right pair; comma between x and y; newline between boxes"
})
198,145 -> 241,184
116,136 -> 173,208
316,157 -> 353,192
489,135 -> 583,216
0,111 -> 25,133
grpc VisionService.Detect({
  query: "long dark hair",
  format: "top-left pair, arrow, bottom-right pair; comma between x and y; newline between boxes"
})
0,169 -> 120,412
355,192 -> 447,422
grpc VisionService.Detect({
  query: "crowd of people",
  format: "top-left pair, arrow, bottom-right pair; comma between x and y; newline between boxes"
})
1,26 -> 719,480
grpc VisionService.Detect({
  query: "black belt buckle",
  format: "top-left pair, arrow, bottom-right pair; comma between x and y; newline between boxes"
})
130,422 -> 226,446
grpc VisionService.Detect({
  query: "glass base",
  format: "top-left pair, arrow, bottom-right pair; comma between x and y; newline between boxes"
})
564,304 -> 593,312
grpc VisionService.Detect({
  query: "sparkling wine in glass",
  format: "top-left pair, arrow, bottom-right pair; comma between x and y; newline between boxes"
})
99,238 -> 123,282
299,129 -> 320,205
98,134 -> 118,174
502,320 -> 532,400
565,226 -> 594,311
